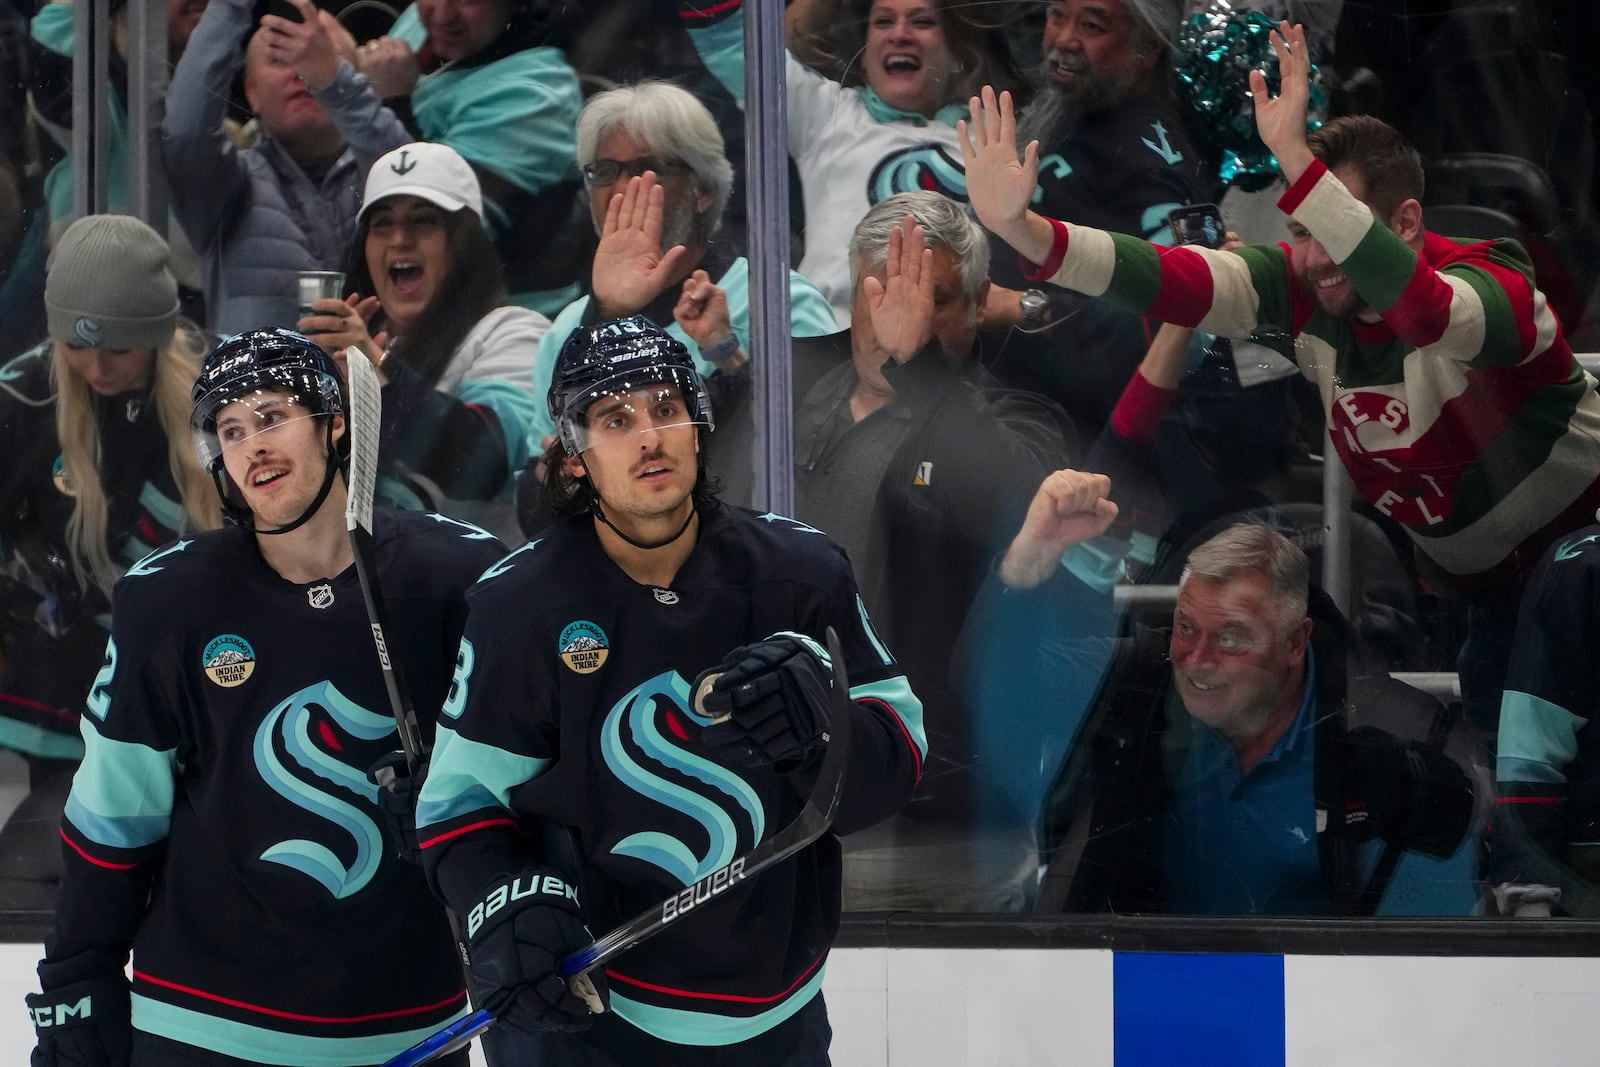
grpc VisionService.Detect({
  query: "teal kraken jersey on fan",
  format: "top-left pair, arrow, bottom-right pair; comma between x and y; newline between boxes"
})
418,502 -> 926,1046
45,510 -> 505,1065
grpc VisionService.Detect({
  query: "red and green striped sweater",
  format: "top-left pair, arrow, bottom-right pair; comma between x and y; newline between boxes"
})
1023,158 -> 1600,602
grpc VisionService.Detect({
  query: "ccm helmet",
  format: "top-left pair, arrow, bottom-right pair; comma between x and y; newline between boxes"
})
548,316 -> 713,456
190,328 -> 346,530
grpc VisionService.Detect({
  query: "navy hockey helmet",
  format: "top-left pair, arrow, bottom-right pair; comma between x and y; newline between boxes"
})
189,328 -> 346,530
548,316 -> 713,457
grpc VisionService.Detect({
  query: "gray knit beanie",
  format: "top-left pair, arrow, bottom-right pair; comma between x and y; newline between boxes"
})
46,215 -> 179,350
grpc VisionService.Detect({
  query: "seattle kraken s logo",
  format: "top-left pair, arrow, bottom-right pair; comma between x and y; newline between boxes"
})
867,146 -> 968,205
252,681 -> 396,898
601,672 -> 765,886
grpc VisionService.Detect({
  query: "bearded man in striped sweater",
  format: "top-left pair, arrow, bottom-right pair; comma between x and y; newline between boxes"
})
959,21 -> 1600,740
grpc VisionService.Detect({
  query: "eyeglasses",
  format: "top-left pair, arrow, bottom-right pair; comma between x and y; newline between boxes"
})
581,156 -> 687,187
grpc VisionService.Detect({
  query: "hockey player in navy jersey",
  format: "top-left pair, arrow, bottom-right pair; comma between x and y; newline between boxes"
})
26,329 -> 505,1067
415,316 -> 927,1064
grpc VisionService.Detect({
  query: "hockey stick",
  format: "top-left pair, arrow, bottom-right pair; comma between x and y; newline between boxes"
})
344,350 -> 482,1038
381,626 -> 858,1067
344,350 -> 425,768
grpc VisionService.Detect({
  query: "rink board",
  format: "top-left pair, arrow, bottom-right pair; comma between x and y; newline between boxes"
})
5,943 -> 1598,1064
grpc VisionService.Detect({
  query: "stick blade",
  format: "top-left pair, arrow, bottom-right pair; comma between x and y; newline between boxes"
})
345,349 -> 382,534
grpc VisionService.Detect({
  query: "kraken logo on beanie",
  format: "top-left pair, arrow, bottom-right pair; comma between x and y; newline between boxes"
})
45,215 -> 180,351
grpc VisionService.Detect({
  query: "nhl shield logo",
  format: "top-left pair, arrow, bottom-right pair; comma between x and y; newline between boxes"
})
558,620 -> 609,674
307,583 -> 335,609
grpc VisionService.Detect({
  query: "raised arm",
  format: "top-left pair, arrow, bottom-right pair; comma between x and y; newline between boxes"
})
957,86 -> 1055,265
161,0 -> 255,253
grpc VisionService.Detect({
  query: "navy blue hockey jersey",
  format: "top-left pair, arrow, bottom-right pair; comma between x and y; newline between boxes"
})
417,503 -> 926,1046
45,510 -> 505,1064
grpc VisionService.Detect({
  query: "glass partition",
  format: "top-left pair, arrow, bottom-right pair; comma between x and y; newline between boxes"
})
3,0 -> 1599,945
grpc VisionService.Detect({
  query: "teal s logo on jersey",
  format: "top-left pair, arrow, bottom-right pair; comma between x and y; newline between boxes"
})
559,620 -> 609,674
600,671 -> 765,888
252,680 -> 395,898
203,634 -> 256,688
867,145 -> 968,205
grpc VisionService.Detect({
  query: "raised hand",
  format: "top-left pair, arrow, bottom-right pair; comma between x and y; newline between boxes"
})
1249,22 -> 1315,184
861,215 -> 935,364
357,35 -> 420,100
258,0 -> 342,90
997,469 -> 1119,590
300,293 -> 387,385
674,270 -> 742,367
590,173 -> 691,319
957,87 -> 1038,241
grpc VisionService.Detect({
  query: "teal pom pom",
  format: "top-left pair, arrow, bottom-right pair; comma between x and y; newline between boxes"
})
1175,2 -> 1325,192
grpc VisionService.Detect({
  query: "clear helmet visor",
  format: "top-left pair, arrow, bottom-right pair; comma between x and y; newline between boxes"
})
557,367 -> 713,455
190,388 -> 327,471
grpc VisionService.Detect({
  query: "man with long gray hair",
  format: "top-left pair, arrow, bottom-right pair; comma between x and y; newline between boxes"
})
519,79 -> 838,502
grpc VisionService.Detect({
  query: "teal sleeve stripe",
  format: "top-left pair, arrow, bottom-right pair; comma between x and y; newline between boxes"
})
1496,755 -> 1567,786
852,676 -> 927,757
685,14 -> 747,104
417,725 -> 550,832
457,377 -> 539,471
527,300 -> 585,448
66,723 -> 176,848
609,966 -> 823,1047
132,993 -> 469,1066
1497,689 -> 1584,774
137,480 -> 186,535
0,718 -> 84,761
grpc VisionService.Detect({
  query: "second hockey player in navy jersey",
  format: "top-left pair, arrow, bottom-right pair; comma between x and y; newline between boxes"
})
26,330 -> 505,1066
416,317 -> 926,1064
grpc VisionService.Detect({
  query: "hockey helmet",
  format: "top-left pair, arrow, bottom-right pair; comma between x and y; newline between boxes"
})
190,328 -> 345,474
548,316 -> 713,457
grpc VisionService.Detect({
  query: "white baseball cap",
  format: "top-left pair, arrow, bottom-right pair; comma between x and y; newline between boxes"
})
359,141 -> 484,221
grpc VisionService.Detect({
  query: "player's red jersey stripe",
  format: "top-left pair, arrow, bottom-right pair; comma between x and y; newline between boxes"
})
418,816 -> 518,850
133,970 -> 466,1023
60,828 -> 139,870
607,952 -> 825,1004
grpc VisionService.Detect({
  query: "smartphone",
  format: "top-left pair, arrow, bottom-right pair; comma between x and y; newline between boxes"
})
263,0 -> 306,23
1168,203 -> 1226,249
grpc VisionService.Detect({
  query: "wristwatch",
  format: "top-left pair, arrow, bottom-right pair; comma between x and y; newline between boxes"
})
1019,288 -> 1049,330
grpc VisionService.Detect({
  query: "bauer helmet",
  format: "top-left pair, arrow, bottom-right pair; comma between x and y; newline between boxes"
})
547,316 -> 713,457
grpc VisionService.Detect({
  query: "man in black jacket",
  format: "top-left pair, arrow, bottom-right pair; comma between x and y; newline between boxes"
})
747,190 -> 1074,911
958,471 -> 1477,915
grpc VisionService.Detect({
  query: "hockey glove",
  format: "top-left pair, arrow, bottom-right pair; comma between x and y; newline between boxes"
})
694,634 -> 832,769
367,750 -> 424,865
464,869 -> 608,1034
27,952 -> 131,1067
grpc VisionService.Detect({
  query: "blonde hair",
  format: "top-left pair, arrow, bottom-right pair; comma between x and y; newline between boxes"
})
52,327 -> 218,595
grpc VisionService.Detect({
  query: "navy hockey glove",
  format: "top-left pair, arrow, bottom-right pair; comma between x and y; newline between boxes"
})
367,750 -> 424,864
465,869 -> 608,1034
27,952 -> 131,1067
694,634 -> 832,769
